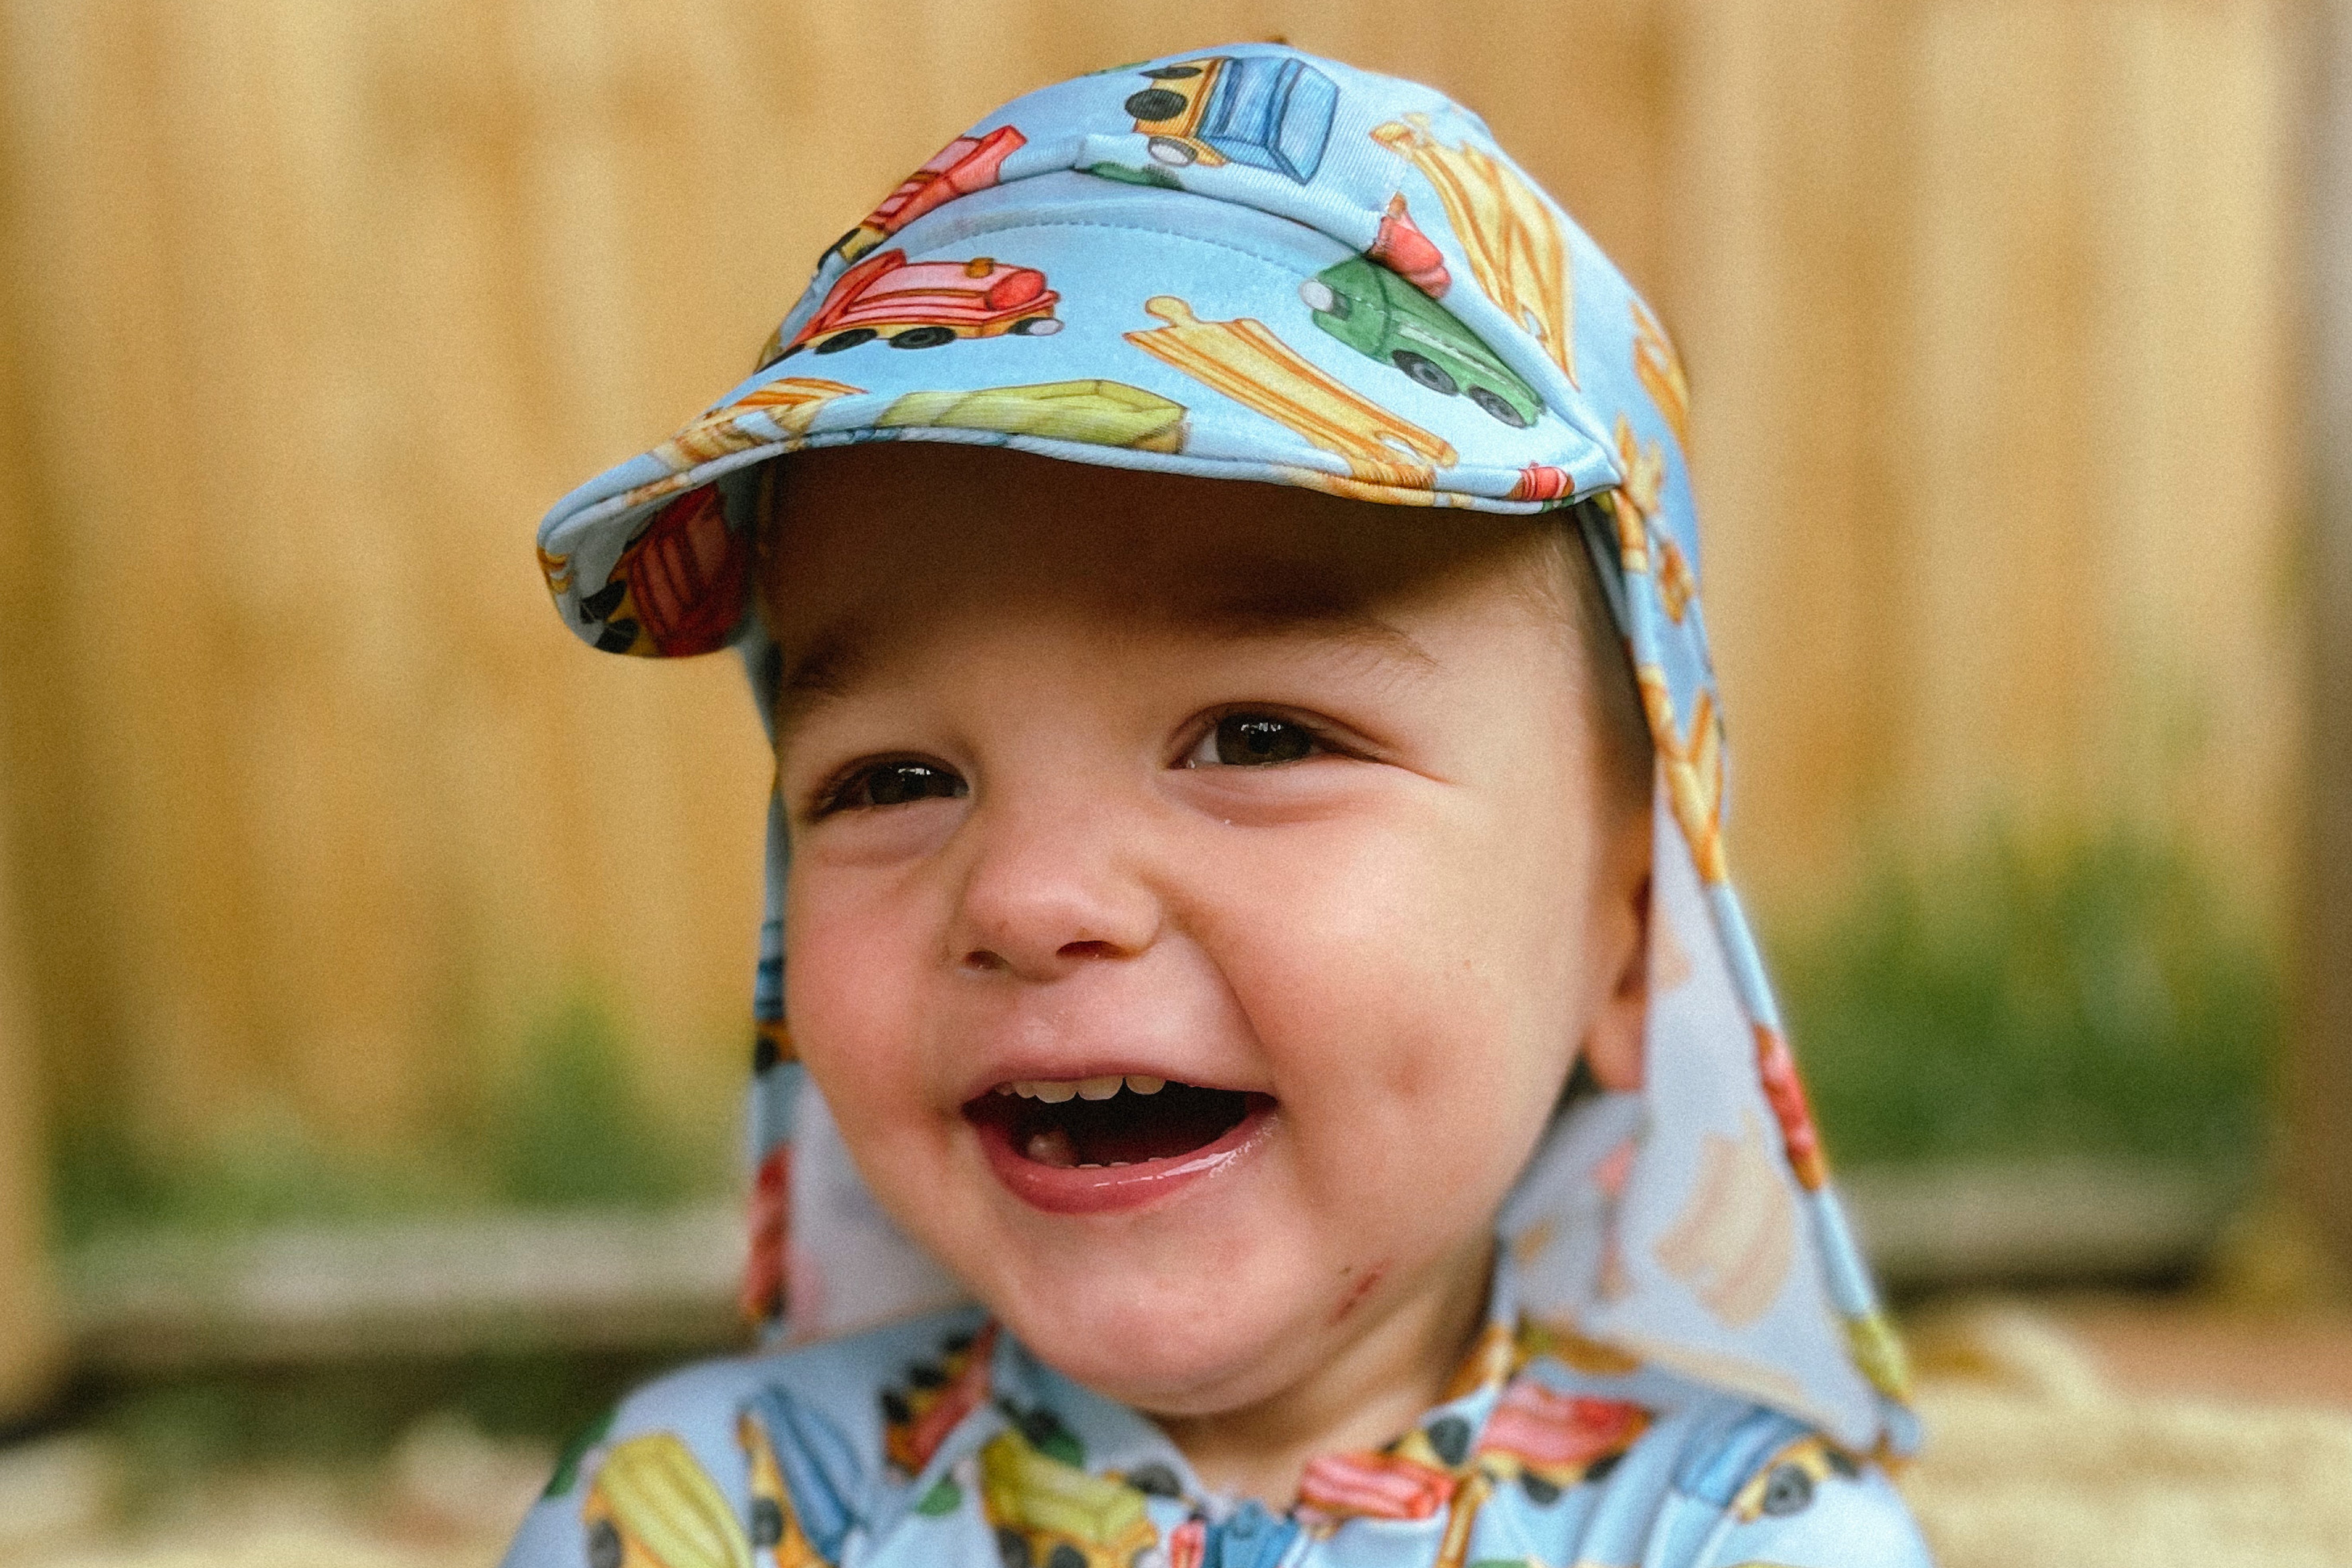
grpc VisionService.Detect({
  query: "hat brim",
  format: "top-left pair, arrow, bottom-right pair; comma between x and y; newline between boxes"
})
535,176 -> 1620,658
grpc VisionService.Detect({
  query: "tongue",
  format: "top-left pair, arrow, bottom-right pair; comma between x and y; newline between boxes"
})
1019,1084 -> 1252,1167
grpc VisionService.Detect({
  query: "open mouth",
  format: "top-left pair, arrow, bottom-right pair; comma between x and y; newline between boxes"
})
964,1077 -> 1262,1169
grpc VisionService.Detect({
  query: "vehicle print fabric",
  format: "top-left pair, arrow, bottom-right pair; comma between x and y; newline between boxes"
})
503,1273 -> 1929,1568
522,43 -> 1929,1568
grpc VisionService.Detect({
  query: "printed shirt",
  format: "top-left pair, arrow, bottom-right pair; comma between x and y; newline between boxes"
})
499,1253 -> 1933,1568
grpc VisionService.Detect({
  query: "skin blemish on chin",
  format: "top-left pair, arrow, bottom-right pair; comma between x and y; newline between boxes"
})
1329,1261 -> 1389,1326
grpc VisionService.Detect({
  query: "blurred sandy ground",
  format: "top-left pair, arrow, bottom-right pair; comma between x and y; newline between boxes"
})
4,1299 -> 2350,1568
0,1411 -> 550,1568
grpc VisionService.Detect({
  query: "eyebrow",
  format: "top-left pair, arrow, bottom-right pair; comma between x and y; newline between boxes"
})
768,577 -> 1434,738
772,625 -> 873,740
1181,584 -> 1436,669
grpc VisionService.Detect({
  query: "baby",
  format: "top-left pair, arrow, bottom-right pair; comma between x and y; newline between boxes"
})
508,45 -> 1933,1568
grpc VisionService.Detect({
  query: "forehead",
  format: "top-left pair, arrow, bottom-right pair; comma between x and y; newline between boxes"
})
758,442 -> 1560,639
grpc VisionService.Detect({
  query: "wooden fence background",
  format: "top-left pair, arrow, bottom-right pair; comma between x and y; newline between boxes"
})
0,0 -> 2304,1309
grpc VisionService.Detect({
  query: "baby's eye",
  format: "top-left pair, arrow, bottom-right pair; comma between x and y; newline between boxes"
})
1185,713 -> 1325,768
821,759 -> 967,813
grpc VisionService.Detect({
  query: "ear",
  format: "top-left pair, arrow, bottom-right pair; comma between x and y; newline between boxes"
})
1578,839 -> 1651,1093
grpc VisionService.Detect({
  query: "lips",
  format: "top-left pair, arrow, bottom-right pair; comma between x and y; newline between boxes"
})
963,1080 -> 1276,1215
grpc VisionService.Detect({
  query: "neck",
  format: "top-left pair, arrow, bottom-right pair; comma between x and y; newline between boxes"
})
1149,1234 -> 1496,1509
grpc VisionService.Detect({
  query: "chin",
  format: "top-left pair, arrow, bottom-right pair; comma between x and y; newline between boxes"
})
951,1231 -> 1327,1415
1004,1285 -> 1308,1415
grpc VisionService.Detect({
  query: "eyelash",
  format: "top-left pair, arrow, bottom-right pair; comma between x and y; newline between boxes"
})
807,710 -> 1353,820
1180,709 -> 1345,769
810,756 -> 967,818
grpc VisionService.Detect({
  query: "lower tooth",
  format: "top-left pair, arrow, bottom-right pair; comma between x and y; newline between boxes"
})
1025,1128 -> 1076,1168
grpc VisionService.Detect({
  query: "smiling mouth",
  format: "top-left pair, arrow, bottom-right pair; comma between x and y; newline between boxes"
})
964,1078 -> 1261,1169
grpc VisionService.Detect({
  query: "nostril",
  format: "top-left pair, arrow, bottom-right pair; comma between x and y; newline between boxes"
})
958,940 -> 1121,976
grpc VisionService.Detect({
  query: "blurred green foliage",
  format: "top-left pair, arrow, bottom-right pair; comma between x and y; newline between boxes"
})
483,997 -> 708,1210
1772,825 -> 2275,1178
49,995 -> 727,1247
49,1117 -> 450,1247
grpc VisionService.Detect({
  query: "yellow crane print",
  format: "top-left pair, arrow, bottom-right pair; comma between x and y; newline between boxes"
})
1371,115 -> 1575,387
1123,295 -> 1454,490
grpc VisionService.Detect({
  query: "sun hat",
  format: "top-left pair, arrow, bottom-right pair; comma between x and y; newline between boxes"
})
534,43 -> 1916,1457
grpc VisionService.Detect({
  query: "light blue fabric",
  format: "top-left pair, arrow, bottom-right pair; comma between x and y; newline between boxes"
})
522,43 -> 1929,1568
499,1251 -> 1931,1568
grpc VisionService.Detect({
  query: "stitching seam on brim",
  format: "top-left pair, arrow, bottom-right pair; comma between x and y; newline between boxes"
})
543,427 -> 1613,547
869,211 -> 1356,279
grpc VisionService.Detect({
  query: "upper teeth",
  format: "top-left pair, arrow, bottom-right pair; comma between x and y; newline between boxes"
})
997,1075 -> 1167,1100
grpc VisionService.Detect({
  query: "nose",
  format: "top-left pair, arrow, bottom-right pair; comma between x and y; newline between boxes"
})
949,797 -> 1162,983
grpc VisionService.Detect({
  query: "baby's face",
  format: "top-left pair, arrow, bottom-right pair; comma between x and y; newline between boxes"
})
765,444 -> 1648,1420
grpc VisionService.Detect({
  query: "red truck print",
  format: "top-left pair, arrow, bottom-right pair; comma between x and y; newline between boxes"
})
781,249 -> 1062,358
1475,1382 -> 1649,1492
577,483 -> 749,657
826,125 -> 1026,268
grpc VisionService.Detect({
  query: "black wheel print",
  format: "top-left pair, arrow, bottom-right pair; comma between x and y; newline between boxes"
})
1047,1546 -> 1087,1568
996,1527 -> 1034,1568
751,1496 -> 785,1547
1017,1403 -> 1083,1457
1010,315 -> 1063,336
1519,1471 -> 1563,1505
890,326 -> 957,350
1391,349 -> 1458,397
1423,1414 -> 1471,1467
1125,88 -> 1188,121
816,327 -> 877,354
586,1520 -> 624,1568
1759,1461 -> 1816,1517
1142,65 -> 1202,79
1126,1461 -> 1183,1498
577,579 -> 627,623
1468,385 -> 1531,427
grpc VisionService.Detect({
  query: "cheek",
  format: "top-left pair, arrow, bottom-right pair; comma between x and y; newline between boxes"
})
782,870 -> 942,1144
1180,802 -> 1590,1165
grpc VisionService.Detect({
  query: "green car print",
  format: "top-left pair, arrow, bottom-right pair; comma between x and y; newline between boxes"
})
1299,255 -> 1542,429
